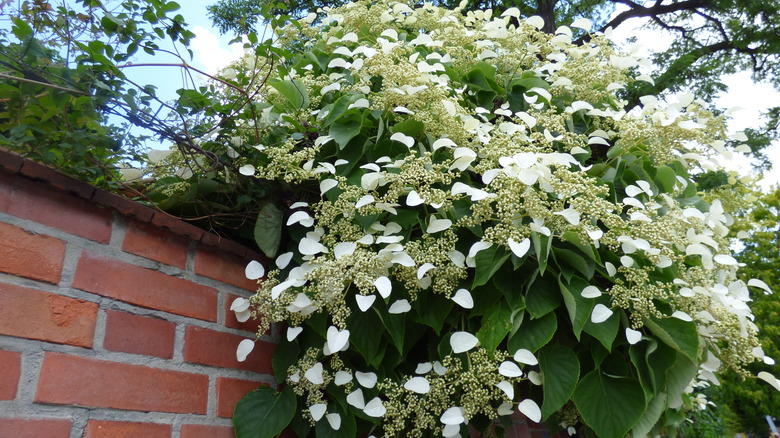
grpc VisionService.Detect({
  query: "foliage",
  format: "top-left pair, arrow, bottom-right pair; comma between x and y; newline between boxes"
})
216,2 -> 774,437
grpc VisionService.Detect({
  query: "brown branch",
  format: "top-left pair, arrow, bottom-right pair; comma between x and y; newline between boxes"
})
0,72 -> 91,95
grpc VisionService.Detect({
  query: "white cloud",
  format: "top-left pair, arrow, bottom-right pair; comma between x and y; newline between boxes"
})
190,25 -> 246,74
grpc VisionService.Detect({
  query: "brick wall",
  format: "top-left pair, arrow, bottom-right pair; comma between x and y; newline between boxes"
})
0,151 -> 274,438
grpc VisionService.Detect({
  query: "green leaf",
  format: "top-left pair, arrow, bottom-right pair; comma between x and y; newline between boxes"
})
558,276 -> 595,338
412,292 -> 453,333
553,247 -> 595,281
314,406 -> 357,438
329,112 -> 368,149
472,245 -> 510,288
347,306 -> 384,365
582,305 -> 619,351
665,352 -> 697,409
525,273 -> 561,318
539,344 -> 580,420
631,393 -> 667,438
268,78 -> 310,110
642,316 -> 700,361
654,165 -> 677,193
272,339 -> 300,382
476,300 -> 513,351
508,311 -> 557,353
573,370 -> 646,438
392,119 -> 425,137
254,202 -> 283,258
233,385 -> 296,438
531,230 -> 552,274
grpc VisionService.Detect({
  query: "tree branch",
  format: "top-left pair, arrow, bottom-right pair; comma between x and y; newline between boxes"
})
0,72 -> 90,95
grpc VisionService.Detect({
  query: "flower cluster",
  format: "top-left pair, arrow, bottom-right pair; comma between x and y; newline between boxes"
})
222,1 -> 771,436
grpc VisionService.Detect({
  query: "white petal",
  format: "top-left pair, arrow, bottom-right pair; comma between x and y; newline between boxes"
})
356,294 -> 377,312
508,238 -> 531,258
416,362 -> 433,374
334,242 -> 357,259
325,413 -> 341,430
581,286 -> 601,298
276,252 -> 293,269
498,361 -> 523,377
433,361 -> 448,375
390,132 -> 415,148
442,424 -> 460,438
527,370 -> 542,385
427,217 -> 452,233
404,377 -> 431,394
245,261 -> 265,280
335,370 -> 352,386
287,326 -> 303,341
570,17 -> 591,31
518,399 -> 542,423
391,252 -> 415,267
389,299 -> 412,314
355,195 -> 375,209
374,276 -> 392,298
231,297 -> 250,313
620,255 -> 634,268
468,241 -> 492,259
320,179 -> 338,195
605,261 -> 617,276
327,326 -> 350,353
526,15 -> 545,30
299,237 -> 328,255
450,332 -> 479,353
748,279 -> 772,294
305,362 -> 324,385
591,304 -> 613,323
356,371 -> 377,388
440,407 -> 466,425
714,254 -> 738,266
236,339 -> 255,362
406,190 -> 425,206
452,289 -> 474,309
239,164 -> 256,176
497,402 -> 514,416
433,138 -> 457,150
417,263 -> 435,279
758,372 -> 780,392
496,381 -> 515,399
513,349 -> 538,365
346,388 -> 366,409
625,328 -> 642,345
310,403 -> 327,421
364,397 -> 387,417
553,208 -> 580,225
671,311 -> 693,322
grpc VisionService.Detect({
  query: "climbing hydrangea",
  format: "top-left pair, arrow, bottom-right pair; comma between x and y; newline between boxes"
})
223,1 -> 774,437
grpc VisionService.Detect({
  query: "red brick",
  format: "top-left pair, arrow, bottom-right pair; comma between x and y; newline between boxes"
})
224,293 -> 263,334
91,190 -> 155,223
72,252 -> 217,322
0,418 -> 71,438
5,177 -> 112,243
184,326 -> 274,373
19,160 -> 96,200
0,150 -> 23,173
0,349 -> 21,400
103,310 -> 175,359
0,171 -> 14,211
216,377 -> 265,418
150,212 -> 204,241
83,420 -> 171,438
195,246 -> 260,290
122,219 -> 189,268
0,283 -> 97,348
180,424 -> 234,438
0,222 -> 66,284
35,352 -> 208,414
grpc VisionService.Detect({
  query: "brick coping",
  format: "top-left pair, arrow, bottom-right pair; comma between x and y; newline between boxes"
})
0,149 -> 256,258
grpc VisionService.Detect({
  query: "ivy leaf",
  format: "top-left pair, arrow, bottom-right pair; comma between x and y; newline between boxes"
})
233,385 -> 296,438
572,370 -> 646,438
539,344 -> 580,420
254,202 -> 283,258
